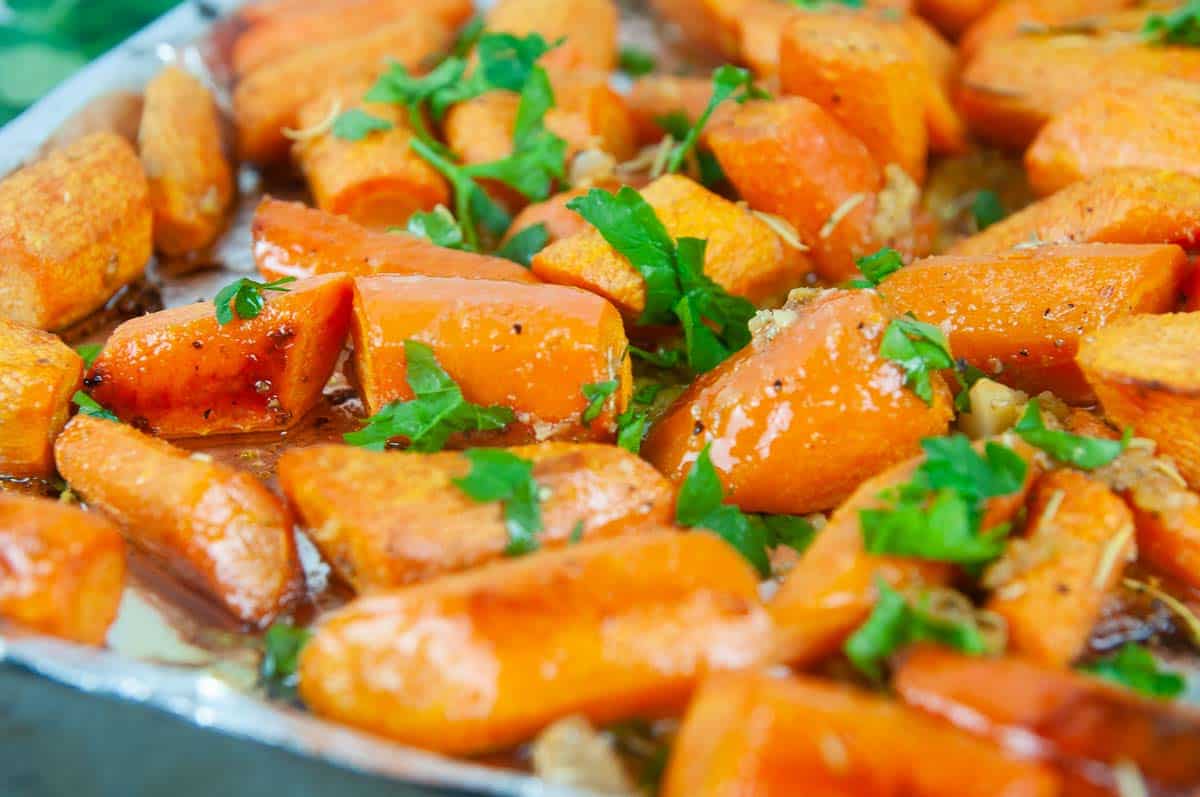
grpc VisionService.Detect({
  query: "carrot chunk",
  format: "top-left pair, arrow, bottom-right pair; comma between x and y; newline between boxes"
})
485,0 -> 619,72
0,321 -> 82,478
298,531 -> 772,754
0,132 -> 151,330
54,416 -> 304,626
0,494 -> 125,645
647,0 -> 750,59
916,0 -> 996,36
87,274 -> 352,437
626,75 -> 716,145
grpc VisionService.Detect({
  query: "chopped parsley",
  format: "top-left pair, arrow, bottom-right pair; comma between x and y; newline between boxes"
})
581,379 -> 619,425
1143,0 -> 1200,45
614,382 -> 665,454
629,345 -> 683,369
330,108 -> 393,141
677,445 -> 772,576
618,46 -> 657,76
1014,399 -> 1130,470
261,621 -> 311,699
879,315 -> 954,405
75,343 -> 102,368
496,222 -> 550,266
213,276 -> 295,325
453,448 -> 543,555
657,111 -> 725,188
72,391 -> 117,422
407,206 -> 469,250
666,65 -> 768,175
344,341 -> 514,451
952,360 -> 989,414
761,514 -> 817,555
848,247 -> 904,288
1080,643 -> 1186,698
972,190 -> 1006,231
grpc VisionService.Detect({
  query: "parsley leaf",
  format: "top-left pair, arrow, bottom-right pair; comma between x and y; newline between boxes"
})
618,46 -> 657,76
213,276 -> 295,325
616,410 -> 648,453
761,514 -> 816,554
72,391 -> 117,422
629,345 -> 683,369
496,222 -> 549,266
344,341 -> 514,451
407,206 -> 469,250
676,445 -> 771,576
848,247 -> 904,288
1014,399 -> 1129,469
453,448 -> 544,555
452,16 -> 485,58
581,379 -> 619,425
972,189 -> 1006,231
261,621 -> 311,699
666,65 -> 768,175
1143,0 -> 1200,45
952,360 -> 988,414
1080,643 -> 1186,698
844,579 -> 990,681
75,343 -> 102,368
879,315 -> 954,405
331,108 -> 393,141
656,111 -> 725,188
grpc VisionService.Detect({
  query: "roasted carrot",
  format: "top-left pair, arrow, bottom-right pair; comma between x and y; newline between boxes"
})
0,320 -> 83,479
278,442 -> 674,590
959,0 -> 1171,61
949,169 -> 1200,256
502,184 -> 629,252
293,81 -> 449,230
0,494 -> 125,645
531,174 -> 813,319
232,0 -> 473,76
663,670 -> 1060,797
625,75 -> 716,145
986,470 -> 1134,668
895,647 -> 1200,795
139,67 -> 234,256
251,197 -> 539,284
350,275 -> 630,441
87,274 -> 352,437
0,132 -> 151,331
779,11 -> 928,184
54,415 -> 303,627
915,0 -> 995,36
1127,493 -> 1200,593
901,15 -> 970,156
1079,313 -> 1200,492
644,289 -> 954,514
880,244 -> 1188,403
485,0 -> 619,72
298,531 -> 772,754
1026,80 -> 1200,197
648,0 -> 750,59
233,16 -> 453,164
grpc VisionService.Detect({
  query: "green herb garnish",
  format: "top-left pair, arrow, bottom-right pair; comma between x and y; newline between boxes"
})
618,46 -> 657,76
848,247 -> 904,288
496,222 -> 550,266
629,345 -> 683,369
676,445 -> 771,576
331,108 -> 393,141
75,343 -> 102,368
657,111 -> 725,188
261,621 -> 311,699
880,315 -> 954,405
581,379 -> 619,425
666,65 -> 768,175
952,360 -> 989,414
213,276 -> 295,325
454,448 -> 543,555
72,391 -> 117,422
1014,399 -> 1129,469
1143,0 -> 1200,45
972,189 -> 1006,231
406,206 -> 469,250
1080,643 -> 1186,698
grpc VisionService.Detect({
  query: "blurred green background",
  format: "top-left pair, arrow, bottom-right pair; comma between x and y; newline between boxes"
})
0,0 -> 181,125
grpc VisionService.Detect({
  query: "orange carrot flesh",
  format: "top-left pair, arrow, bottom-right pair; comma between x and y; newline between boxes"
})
0,493 -> 125,645
901,15 -> 970,156
880,243 -> 1188,403
485,0 -> 619,72
298,531 -> 772,755
647,0 -> 750,60
959,0 -> 1171,62
278,442 -> 674,590
0,320 -> 83,479
87,274 -> 352,437
54,416 -> 304,627
626,75 -> 716,145
915,0 -> 996,36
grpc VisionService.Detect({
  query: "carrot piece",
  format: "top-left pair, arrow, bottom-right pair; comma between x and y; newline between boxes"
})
895,647 -> 1200,795
251,197 -> 539,284
880,243 -> 1188,403
901,15 -> 971,156
626,75 -> 715,145
232,17 -> 453,164
916,0 -> 996,36
769,438 -> 1038,666
87,274 -> 352,437
959,0 -> 1169,61
278,442 -> 674,590
139,67 -> 234,256
779,11 -> 928,184
0,321 -> 82,479
531,174 -> 813,320
0,494 -> 125,645
502,188 -> 591,250
663,670 -> 1060,797
949,169 -> 1200,256
706,98 -> 893,283
986,470 -> 1134,668
54,416 -> 304,626
1026,80 -> 1200,197
647,0 -> 751,59
236,0 -> 344,25
0,132 -> 150,331
350,275 -> 630,441
231,0 -> 473,77
1127,494 -> 1200,593
957,34 -> 1200,150
1079,313 -> 1200,492
298,531 -> 772,754
293,81 -> 449,230
644,289 -> 954,515
485,0 -> 619,72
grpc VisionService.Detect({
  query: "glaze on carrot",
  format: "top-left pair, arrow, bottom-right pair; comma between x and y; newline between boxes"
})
0,320 -> 83,479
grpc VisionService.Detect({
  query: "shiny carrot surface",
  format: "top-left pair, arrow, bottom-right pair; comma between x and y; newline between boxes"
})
0,320 -> 83,479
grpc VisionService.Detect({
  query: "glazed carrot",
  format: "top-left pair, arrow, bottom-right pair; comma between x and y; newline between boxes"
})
87,274 -> 352,437
958,34 -> 1200,150
232,0 -> 473,76
1026,80 -> 1200,197
531,174 -> 813,319
233,16 -> 453,164
0,321 -> 83,479
351,275 -> 630,441
293,81 -> 449,229
779,12 -> 928,184
1127,492 -> 1200,593
485,0 -> 619,72
901,15 -> 970,156
959,0 -> 1170,61
644,289 -> 954,514
278,442 -> 674,590
1079,314 -> 1200,492
298,531 -> 773,754
626,75 -> 715,145
251,198 -> 538,284
502,187 -> 590,250
647,0 -> 750,59
949,169 -> 1200,256
0,132 -> 150,331
139,67 -> 234,256
880,244 -> 1187,403
895,647 -> 1200,795
986,470 -> 1134,668
769,437 -> 1038,666
55,416 -> 304,626
663,670 -> 1060,797
0,494 -> 125,645
915,0 -> 995,36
